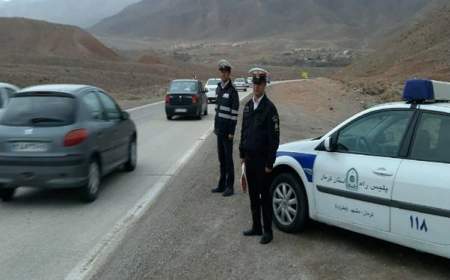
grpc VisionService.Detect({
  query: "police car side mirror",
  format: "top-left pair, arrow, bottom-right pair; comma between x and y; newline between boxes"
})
321,135 -> 337,152
324,137 -> 332,152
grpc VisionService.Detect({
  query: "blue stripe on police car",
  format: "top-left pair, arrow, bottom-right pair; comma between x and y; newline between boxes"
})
276,151 -> 317,182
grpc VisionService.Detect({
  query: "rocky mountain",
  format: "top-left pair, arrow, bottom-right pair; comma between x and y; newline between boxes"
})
337,2 -> 450,93
0,18 -> 119,60
0,0 -> 139,27
92,0 -> 432,46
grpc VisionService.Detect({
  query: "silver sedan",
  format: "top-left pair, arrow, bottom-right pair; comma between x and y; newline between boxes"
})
0,84 -> 137,202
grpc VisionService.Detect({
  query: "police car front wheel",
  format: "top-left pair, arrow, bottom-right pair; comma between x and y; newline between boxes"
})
271,173 -> 308,233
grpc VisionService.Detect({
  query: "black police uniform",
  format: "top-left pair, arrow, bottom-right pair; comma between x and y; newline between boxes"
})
240,94 -> 280,235
214,80 -> 239,193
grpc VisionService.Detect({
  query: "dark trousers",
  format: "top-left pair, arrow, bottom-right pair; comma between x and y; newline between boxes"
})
246,157 -> 272,234
217,134 -> 234,191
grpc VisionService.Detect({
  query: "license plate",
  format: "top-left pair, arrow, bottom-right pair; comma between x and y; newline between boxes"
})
11,142 -> 49,152
175,108 -> 187,113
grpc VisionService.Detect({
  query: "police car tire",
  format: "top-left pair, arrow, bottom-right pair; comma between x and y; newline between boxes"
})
204,106 -> 208,116
0,187 -> 16,202
271,173 -> 308,233
166,115 -> 172,120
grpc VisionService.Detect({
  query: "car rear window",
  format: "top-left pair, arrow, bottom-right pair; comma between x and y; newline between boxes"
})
169,81 -> 198,94
0,93 -> 76,127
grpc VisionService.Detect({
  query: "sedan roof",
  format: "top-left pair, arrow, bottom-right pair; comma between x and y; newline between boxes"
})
0,83 -> 20,90
18,84 -> 95,95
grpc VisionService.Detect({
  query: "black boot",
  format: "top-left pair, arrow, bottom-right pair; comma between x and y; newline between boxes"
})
211,187 -> 225,193
222,188 -> 234,197
243,228 -> 263,236
260,232 -> 273,244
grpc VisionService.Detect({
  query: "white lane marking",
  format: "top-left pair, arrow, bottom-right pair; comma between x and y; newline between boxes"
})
65,175 -> 171,280
66,91 -> 252,280
67,136 -> 210,280
126,100 -> 164,112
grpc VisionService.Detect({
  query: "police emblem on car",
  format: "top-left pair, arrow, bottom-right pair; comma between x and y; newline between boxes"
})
345,168 -> 359,191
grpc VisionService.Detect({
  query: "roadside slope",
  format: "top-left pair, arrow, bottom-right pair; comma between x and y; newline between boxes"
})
336,3 -> 450,99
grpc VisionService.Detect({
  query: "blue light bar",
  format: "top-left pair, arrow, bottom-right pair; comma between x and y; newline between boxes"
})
403,79 -> 434,101
403,79 -> 450,102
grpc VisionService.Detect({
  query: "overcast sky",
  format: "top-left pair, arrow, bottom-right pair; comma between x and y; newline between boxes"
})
0,0 -> 140,27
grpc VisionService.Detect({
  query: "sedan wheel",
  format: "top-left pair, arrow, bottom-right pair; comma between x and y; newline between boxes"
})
0,186 -> 16,202
124,139 -> 137,172
271,173 -> 308,233
81,160 -> 101,203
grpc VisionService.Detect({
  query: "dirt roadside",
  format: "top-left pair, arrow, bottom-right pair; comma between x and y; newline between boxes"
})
92,79 -> 450,280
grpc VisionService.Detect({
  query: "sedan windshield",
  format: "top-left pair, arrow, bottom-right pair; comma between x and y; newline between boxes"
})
0,94 -> 76,127
169,81 -> 198,94
207,79 -> 221,86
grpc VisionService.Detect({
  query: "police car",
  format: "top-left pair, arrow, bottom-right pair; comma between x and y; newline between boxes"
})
271,79 -> 450,259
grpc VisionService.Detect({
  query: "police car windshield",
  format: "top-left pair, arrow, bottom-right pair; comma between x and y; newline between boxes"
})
235,78 -> 245,82
169,81 -> 198,94
207,79 -> 221,86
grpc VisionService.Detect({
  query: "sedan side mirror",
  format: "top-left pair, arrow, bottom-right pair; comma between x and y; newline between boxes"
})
121,111 -> 130,121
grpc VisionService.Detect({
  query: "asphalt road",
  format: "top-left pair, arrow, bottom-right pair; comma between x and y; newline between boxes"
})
0,90 -> 250,280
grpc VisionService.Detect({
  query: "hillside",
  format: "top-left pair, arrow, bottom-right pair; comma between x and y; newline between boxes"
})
0,18 -> 223,108
92,0 -> 431,47
0,18 -> 119,61
337,3 -> 450,98
0,0 -> 139,27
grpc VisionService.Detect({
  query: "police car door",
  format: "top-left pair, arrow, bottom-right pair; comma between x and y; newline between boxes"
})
314,109 -> 414,232
392,110 -> 450,247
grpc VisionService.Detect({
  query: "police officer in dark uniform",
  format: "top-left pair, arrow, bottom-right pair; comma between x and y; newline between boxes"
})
212,60 -> 240,197
240,67 -> 280,244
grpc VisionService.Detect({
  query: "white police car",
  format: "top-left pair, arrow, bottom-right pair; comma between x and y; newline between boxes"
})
271,79 -> 450,258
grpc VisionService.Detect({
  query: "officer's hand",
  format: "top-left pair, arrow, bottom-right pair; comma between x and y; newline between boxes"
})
265,167 -> 273,173
228,134 -> 234,140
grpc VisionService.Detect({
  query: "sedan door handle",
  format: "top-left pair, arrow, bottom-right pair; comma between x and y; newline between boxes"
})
373,168 -> 393,177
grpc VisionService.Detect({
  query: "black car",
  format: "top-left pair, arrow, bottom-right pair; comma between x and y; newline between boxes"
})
165,79 -> 208,120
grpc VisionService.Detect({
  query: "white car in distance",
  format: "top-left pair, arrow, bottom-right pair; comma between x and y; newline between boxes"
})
205,78 -> 221,103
